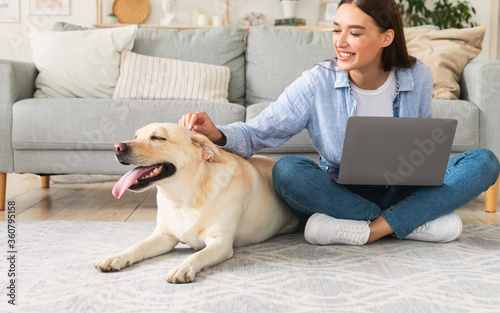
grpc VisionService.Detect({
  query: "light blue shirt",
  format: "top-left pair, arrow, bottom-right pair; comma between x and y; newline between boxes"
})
218,59 -> 433,170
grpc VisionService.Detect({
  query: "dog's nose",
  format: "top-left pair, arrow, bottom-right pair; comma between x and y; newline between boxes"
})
114,143 -> 128,155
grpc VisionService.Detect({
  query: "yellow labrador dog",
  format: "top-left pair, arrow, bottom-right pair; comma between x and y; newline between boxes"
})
94,123 -> 299,283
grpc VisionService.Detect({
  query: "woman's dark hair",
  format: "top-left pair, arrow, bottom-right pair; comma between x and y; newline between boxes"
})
338,0 -> 416,71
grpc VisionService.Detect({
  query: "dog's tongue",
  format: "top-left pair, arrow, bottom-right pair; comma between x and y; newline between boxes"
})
112,165 -> 157,199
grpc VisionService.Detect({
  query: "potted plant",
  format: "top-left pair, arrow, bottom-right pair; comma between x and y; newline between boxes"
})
429,0 -> 477,29
397,0 -> 478,29
396,0 -> 429,27
105,13 -> 118,24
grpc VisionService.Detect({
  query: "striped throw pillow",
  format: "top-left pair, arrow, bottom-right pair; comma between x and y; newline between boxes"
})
113,50 -> 230,102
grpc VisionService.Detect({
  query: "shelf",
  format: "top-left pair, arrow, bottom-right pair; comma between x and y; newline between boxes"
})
94,24 -> 224,30
95,0 -> 334,33
95,0 -> 230,26
93,24 -> 334,32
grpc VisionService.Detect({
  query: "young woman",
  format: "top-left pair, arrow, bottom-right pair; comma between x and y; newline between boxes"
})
179,0 -> 500,245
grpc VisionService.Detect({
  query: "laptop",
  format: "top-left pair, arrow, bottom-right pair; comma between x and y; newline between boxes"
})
337,116 -> 457,186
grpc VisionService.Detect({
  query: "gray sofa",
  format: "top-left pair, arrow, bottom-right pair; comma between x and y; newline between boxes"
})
1,23 -> 500,210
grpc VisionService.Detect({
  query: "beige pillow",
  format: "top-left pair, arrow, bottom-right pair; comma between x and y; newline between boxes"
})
404,26 -> 486,99
113,50 -> 230,102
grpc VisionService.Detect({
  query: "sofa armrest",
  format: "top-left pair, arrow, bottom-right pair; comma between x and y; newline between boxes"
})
461,61 -> 500,158
0,59 -> 37,172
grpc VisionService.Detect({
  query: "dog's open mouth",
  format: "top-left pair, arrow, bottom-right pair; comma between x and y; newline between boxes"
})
112,163 -> 176,199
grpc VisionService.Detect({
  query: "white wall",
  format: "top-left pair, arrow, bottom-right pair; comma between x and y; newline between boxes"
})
0,0 -> 496,62
437,0 -> 490,61
0,1 -> 94,62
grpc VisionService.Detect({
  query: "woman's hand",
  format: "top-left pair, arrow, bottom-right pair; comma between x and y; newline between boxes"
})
179,111 -> 226,145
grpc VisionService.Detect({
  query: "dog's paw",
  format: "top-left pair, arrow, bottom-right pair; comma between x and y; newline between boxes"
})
166,264 -> 197,283
94,254 -> 134,272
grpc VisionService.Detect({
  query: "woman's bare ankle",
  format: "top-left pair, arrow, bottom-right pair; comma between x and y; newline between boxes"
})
367,216 -> 394,243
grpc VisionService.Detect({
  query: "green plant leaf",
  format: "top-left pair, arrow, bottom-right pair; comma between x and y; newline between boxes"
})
401,0 -> 478,29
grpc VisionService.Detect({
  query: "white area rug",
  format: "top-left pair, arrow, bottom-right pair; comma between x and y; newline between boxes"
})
1,222 -> 500,313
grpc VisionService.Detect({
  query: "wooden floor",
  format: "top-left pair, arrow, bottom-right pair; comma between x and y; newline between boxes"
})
1,173 -> 499,224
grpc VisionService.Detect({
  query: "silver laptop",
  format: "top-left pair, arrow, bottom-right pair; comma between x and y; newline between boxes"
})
337,116 -> 457,186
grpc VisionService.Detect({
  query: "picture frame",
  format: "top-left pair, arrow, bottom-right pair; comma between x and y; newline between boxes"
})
318,0 -> 339,26
0,0 -> 20,23
29,0 -> 70,16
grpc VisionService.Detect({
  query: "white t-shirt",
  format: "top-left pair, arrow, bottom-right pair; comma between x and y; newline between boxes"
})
352,70 -> 397,117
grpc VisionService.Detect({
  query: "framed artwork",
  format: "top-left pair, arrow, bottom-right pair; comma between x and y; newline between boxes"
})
318,0 -> 339,26
0,0 -> 20,22
30,0 -> 70,15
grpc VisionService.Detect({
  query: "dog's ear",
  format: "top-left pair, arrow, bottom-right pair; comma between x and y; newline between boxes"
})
191,134 -> 224,163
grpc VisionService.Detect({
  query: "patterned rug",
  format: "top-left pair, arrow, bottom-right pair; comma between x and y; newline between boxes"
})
1,222 -> 500,313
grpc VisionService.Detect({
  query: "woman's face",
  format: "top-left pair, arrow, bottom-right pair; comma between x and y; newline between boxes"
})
332,3 -> 393,74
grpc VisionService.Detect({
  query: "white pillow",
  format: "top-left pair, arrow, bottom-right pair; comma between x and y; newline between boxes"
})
113,50 -> 231,103
30,25 -> 138,98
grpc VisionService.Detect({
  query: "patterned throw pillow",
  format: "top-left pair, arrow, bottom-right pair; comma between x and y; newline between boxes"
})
113,50 -> 231,103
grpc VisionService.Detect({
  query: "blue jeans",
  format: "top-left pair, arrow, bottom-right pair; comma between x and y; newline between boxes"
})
272,149 -> 500,238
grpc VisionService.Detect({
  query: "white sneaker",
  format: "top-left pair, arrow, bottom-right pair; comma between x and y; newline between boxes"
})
304,213 -> 370,246
403,213 -> 463,243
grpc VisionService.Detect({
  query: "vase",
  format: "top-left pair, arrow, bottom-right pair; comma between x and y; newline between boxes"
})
105,14 -> 118,24
191,7 -> 202,25
281,0 -> 298,19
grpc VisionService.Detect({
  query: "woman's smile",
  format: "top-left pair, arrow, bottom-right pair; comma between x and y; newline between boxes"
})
337,50 -> 356,61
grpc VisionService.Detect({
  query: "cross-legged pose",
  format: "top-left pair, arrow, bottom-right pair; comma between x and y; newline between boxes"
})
180,0 -> 500,246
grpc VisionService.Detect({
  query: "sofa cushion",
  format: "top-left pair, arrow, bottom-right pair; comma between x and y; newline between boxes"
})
113,50 -> 230,102
245,100 -> 478,155
431,99 -> 479,152
245,26 -> 335,105
246,102 -> 316,154
51,22 -> 246,105
12,99 -> 245,150
13,150 -> 130,175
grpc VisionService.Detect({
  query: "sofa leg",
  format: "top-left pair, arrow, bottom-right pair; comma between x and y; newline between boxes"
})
485,174 -> 500,213
0,173 -> 6,211
40,175 -> 50,188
